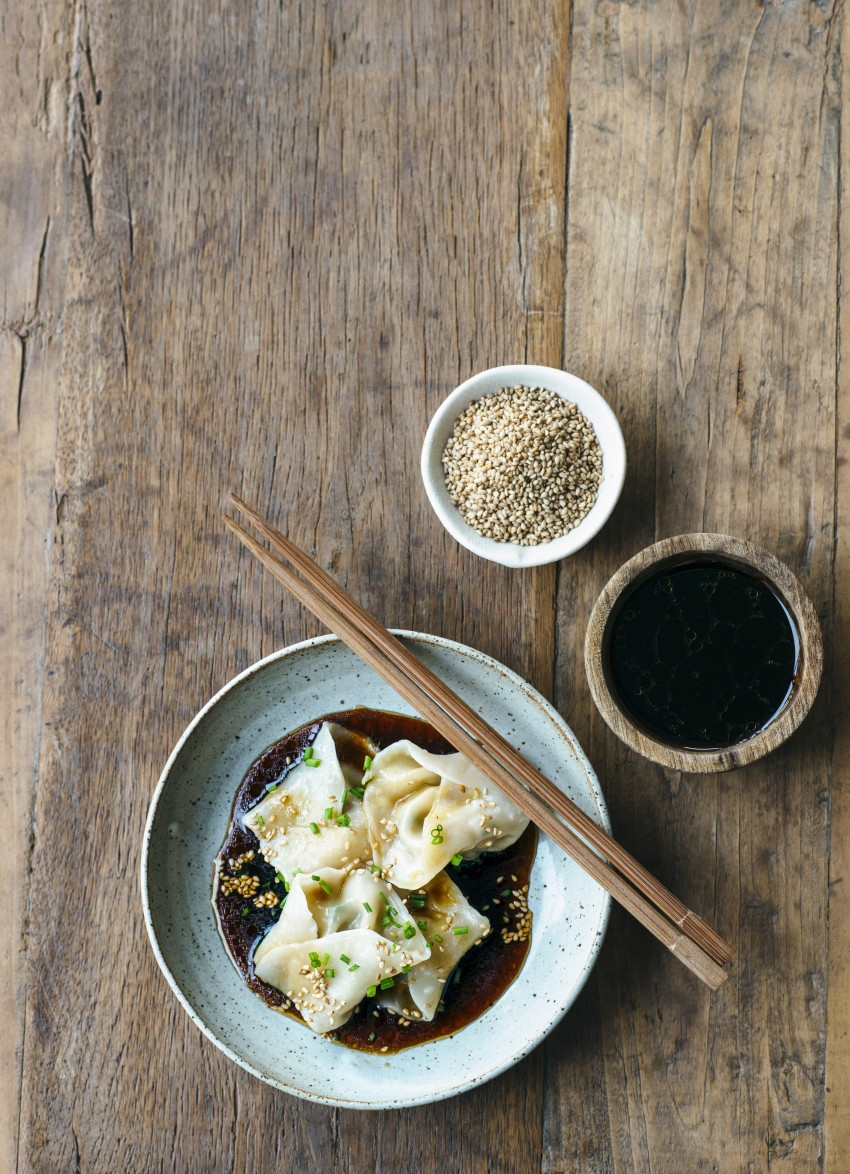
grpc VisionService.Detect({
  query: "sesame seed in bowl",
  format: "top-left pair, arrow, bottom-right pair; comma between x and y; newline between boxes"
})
421,365 -> 626,568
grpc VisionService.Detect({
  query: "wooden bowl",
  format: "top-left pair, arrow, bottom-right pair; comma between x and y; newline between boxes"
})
584,534 -> 823,773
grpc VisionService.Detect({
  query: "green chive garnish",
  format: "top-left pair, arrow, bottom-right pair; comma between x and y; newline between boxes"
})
430,824 -> 443,844
310,822 -> 319,834
352,786 -> 365,798
370,865 -> 381,875
276,872 -> 284,883
341,789 -> 348,806
322,954 -> 329,966
336,814 -> 350,827
326,969 -> 335,978
366,985 -> 377,997
268,784 -> 278,792
311,874 -> 320,880
410,893 -> 426,908
324,807 -> 333,820
368,1032 -> 376,1042
501,889 -> 511,897
403,923 -> 415,939
349,964 -> 360,972
363,755 -> 372,770
319,879 -> 333,895
307,758 -> 321,767
437,1001 -> 445,1013
451,853 -> 463,866
332,1033 -> 339,1041
402,965 -> 411,973
434,934 -> 443,943
293,868 -> 303,875
453,927 -> 468,935
380,892 -> 390,906
417,920 -> 428,931
340,954 -> 351,965
284,881 -> 290,892
309,951 -> 320,967
382,915 -> 392,926
241,908 -> 248,916
380,977 -> 394,990
256,815 -> 264,826
304,745 -> 314,759
454,970 -> 462,983
363,902 -> 372,912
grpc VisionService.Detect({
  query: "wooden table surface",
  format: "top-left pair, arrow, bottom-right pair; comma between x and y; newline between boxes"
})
3,0 -> 847,1170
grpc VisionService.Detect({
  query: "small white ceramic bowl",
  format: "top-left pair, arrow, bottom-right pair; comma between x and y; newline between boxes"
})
421,364 -> 626,568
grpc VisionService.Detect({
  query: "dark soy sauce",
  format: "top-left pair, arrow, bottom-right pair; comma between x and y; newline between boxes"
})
607,561 -> 799,750
214,708 -> 536,1053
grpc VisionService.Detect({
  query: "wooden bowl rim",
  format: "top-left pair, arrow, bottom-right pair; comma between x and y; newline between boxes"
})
584,533 -> 823,773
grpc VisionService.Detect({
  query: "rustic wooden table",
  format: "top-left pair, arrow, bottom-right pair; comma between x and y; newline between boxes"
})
3,0 -> 847,1170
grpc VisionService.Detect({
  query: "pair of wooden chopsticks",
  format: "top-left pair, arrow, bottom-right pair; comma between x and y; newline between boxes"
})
223,494 -> 733,990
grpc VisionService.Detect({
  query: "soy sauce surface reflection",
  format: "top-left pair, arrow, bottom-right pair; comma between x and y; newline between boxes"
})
608,562 -> 798,749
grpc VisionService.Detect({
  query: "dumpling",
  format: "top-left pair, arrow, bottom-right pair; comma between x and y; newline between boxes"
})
244,723 -> 370,879
253,867 -> 430,1034
376,870 -> 489,1021
362,740 -> 529,888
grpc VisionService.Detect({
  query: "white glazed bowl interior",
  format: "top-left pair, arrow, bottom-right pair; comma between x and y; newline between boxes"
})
421,364 -> 626,568
142,632 -> 610,1109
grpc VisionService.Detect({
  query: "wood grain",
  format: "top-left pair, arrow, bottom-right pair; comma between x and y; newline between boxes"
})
3,0 -> 847,1170
549,3 -> 839,1171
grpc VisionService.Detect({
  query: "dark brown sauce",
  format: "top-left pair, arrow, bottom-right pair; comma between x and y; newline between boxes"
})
607,560 -> 799,749
214,707 -> 536,1053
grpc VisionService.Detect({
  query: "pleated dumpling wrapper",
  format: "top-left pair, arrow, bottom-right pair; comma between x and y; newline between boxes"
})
362,741 -> 529,888
376,870 -> 489,1021
253,867 -> 430,1034
243,723 -> 370,880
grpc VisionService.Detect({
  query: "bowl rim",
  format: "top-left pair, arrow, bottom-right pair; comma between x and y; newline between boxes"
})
584,533 -> 823,773
141,629 -> 612,1107
420,363 -> 626,568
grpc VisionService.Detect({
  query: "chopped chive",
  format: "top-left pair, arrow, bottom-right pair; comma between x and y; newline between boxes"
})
366,985 -> 377,997
311,874 -> 320,881
293,868 -> 303,876
304,745 -> 314,759
363,902 -> 372,912
310,822 -> 320,835
410,893 -> 426,908
454,970 -> 462,984
336,814 -> 350,827
351,786 -> 365,798
319,879 -> 333,895
332,1033 -> 339,1041
380,977 -> 394,990
453,926 -> 468,936
348,963 -> 360,972
501,889 -> 512,897
309,951 -> 320,967
306,758 -> 321,767
382,915 -> 392,926
324,807 -> 334,820
392,943 -> 399,952
322,953 -> 329,965
402,965 -> 411,973
340,953 -> 351,965
380,892 -> 390,906
368,1032 -> 376,1042
284,881 -> 290,892
370,864 -> 381,876
241,908 -> 248,917
437,1001 -> 445,1014
276,871 -> 284,883
403,923 -> 416,939
256,815 -> 264,826
417,920 -> 428,931
326,968 -> 335,978
341,789 -> 348,806
430,824 -> 443,845
451,853 -> 463,867
434,934 -> 443,943
268,784 -> 278,792
363,755 -> 372,770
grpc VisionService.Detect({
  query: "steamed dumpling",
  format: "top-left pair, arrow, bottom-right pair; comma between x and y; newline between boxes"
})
254,868 -> 430,1034
376,871 -> 489,1021
244,723 -> 370,879
362,741 -> 529,888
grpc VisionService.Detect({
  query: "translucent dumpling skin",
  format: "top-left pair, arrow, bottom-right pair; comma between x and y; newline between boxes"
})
362,740 -> 529,888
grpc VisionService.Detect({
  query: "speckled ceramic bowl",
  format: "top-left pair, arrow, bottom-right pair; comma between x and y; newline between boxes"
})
141,632 -> 611,1108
